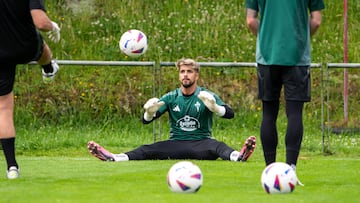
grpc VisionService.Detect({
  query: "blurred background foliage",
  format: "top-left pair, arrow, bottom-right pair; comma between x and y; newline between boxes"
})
14,0 -> 360,127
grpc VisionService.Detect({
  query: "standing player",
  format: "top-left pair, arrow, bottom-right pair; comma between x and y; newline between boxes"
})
0,0 -> 60,179
245,0 -> 325,171
88,58 -> 256,162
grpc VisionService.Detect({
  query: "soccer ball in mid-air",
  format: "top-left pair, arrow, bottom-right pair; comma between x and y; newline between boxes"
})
119,29 -> 148,57
261,162 -> 298,194
167,161 -> 203,193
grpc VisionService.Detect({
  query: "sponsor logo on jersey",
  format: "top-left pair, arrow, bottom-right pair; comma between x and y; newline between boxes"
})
177,115 -> 200,131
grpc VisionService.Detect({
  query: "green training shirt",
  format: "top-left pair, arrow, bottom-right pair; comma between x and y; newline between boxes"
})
158,86 -> 225,140
245,0 -> 325,66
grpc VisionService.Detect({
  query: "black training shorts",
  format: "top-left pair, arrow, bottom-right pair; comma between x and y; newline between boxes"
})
0,32 -> 44,96
0,63 -> 16,96
257,64 -> 311,102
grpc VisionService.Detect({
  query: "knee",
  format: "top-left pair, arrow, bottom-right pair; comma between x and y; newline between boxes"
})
0,92 -> 14,110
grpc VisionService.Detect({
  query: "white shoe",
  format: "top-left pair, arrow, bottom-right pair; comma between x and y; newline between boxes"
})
42,60 -> 59,82
7,166 -> 19,179
297,177 -> 305,186
290,164 -> 304,186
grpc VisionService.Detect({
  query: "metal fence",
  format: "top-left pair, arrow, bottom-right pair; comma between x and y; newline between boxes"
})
27,60 -> 360,152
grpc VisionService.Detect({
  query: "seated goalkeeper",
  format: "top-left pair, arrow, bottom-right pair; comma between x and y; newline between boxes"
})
87,58 -> 256,162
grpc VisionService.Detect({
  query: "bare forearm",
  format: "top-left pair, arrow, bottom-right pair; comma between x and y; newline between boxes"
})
246,9 -> 259,36
30,9 -> 53,32
310,10 -> 322,36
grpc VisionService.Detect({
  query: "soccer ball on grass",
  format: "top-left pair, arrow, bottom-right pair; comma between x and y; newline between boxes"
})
261,162 -> 298,194
119,29 -> 148,57
167,161 -> 203,193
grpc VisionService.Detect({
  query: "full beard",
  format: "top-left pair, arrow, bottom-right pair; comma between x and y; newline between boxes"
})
182,80 -> 194,88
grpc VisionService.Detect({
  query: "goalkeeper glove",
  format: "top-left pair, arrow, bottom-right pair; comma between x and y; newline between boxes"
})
143,98 -> 165,121
198,91 -> 225,116
48,21 -> 60,43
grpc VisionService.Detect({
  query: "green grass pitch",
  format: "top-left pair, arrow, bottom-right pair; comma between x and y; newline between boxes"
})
0,154 -> 358,203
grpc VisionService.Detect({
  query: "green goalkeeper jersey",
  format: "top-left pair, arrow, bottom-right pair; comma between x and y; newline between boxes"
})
158,86 -> 225,140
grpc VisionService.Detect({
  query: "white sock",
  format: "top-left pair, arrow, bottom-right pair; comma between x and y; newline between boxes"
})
113,153 -> 129,162
230,151 -> 240,162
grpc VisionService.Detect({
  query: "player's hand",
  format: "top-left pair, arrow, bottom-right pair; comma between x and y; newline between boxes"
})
48,21 -> 60,43
198,91 -> 219,113
143,98 -> 165,120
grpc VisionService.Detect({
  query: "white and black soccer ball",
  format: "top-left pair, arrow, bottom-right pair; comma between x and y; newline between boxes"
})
167,161 -> 203,193
261,162 -> 298,194
119,29 -> 148,57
